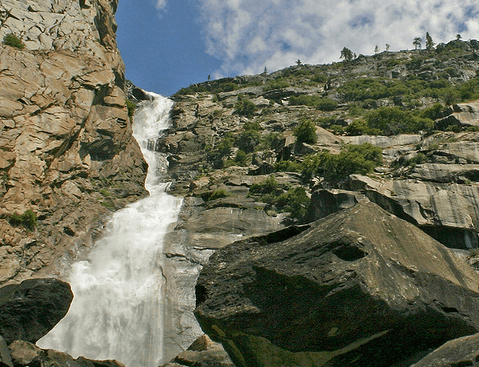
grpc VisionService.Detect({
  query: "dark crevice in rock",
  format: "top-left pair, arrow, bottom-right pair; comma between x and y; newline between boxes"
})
332,244 -> 368,262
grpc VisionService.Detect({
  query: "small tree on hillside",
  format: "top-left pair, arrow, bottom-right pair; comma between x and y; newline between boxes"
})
385,44 -> 390,52
425,32 -> 435,50
374,45 -> 380,54
340,47 -> 354,62
413,37 -> 422,50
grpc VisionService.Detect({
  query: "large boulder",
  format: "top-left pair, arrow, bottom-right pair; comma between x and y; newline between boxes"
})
436,100 -> 479,129
195,202 -> 479,367
160,335 -> 234,367
411,333 -> 479,367
349,174 -> 479,249
0,278 -> 73,344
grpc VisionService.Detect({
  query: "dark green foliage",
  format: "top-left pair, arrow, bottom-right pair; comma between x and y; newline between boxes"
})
276,187 -> 310,222
311,74 -> 328,83
406,152 -> 428,167
216,134 -> 235,155
234,150 -> 248,166
250,175 -> 280,197
289,95 -> 338,111
207,133 -> 235,168
235,97 -> 257,118
294,120 -> 317,144
237,121 -> 261,153
201,189 -> 232,201
338,79 -> 389,101
345,119 -> 382,136
3,33 -> 24,49
265,79 -> 290,90
249,176 -> 310,223
340,47 -> 354,62
418,103 -> 444,120
274,160 -> 302,172
10,210 -> 37,231
125,99 -> 136,117
301,143 -> 383,182
364,107 -> 434,135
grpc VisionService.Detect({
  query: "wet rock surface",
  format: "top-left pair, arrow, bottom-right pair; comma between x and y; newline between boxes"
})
0,278 -> 72,344
195,202 -> 479,367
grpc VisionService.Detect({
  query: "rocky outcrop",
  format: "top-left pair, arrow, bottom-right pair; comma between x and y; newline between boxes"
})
160,335 -> 234,367
436,100 -> 479,129
8,340 -> 125,367
195,202 -> 479,367
411,333 -> 479,367
0,278 -> 72,344
0,0 -> 147,284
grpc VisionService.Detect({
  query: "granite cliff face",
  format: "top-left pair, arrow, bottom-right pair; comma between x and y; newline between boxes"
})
0,0 -> 147,284
157,41 -> 479,365
195,202 -> 479,367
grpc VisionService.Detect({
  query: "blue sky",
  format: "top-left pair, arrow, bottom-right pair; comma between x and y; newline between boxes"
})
115,0 -> 479,96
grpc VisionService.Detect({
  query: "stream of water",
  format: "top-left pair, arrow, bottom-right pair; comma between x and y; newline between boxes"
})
37,93 -> 182,367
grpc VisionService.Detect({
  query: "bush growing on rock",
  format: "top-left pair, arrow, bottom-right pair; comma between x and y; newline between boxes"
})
289,95 -> 338,111
125,99 -> 136,117
365,107 -> 434,135
249,176 -> 310,223
235,96 -> 257,118
9,210 -> 37,231
275,186 -> 311,222
201,189 -> 232,202
294,119 -> 317,144
3,33 -> 25,49
301,143 -> 383,182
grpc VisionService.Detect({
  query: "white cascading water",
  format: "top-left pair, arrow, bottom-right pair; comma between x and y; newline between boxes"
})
37,93 -> 182,367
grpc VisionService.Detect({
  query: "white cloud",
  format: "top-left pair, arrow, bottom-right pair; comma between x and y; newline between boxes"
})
197,0 -> 479,77
155,0 -> 167,11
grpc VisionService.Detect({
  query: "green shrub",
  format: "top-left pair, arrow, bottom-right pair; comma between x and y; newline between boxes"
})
10,210 -> 37,231
345,119 -> 381,136
289,95 -> 337,111
235,97 -> 257,117
274,160 -> 302,172
249,176 -> 310,223
301,143 -> 383,182
317,98 -> 338,111
365,107 -> 433,135
202,189 -> 232,201
234,150 -> 248,166
294,120 -> 317,144
265,79 -> 291,90
221,83 -> 237,92
250,175 -> 280,196
276,187 -> 310,222
3,33 -> 25,49
125,99 -> 136,117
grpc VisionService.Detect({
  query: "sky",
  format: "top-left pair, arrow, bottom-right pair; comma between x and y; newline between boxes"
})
115,0 -> 479,96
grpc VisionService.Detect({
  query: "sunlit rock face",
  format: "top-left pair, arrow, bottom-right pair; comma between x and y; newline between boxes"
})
195,202 -> 479,367
0,0 -> 147,284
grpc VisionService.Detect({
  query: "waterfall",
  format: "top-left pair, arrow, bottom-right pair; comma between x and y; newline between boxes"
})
37,93 -> 182,367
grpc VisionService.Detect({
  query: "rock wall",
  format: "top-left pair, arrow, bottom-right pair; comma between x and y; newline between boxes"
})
0,0 -> 147,284
195,202 -> 479,367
